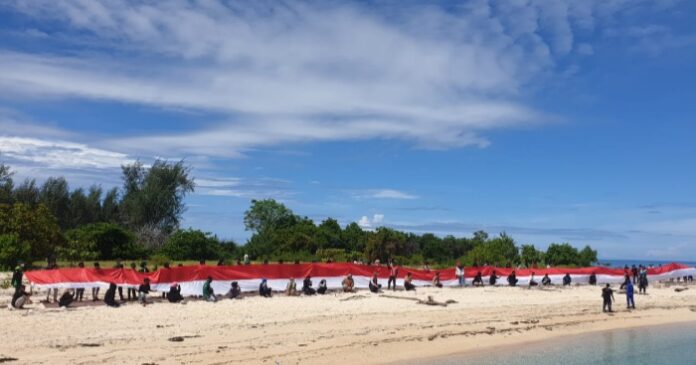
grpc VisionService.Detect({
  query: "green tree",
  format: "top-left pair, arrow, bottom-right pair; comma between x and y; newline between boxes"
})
316,218 -> 342,250
464,232 -> 518,266
65,223 -> 143,260
243,199 -> 297,235
341,222 -> 367,253
13,178 -> 40,206
365,227 -> 407,262
545,243 -> 581,266
101,187 -> 120,223
0,203 -> 65,262
0,234 -> 30,269
520,244 -> 543,267
120,160 -> 195,233
0,162 -> 13,205
39,177 -> 71,229
160,228 -> 222,260
578,245 -> 598,266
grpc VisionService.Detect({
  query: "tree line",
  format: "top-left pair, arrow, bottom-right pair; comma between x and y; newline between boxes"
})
0,161 -> 597,269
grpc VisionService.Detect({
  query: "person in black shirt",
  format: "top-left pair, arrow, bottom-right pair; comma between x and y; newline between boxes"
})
92,262 -> 101,301
472,271 -> 484,287
602,284 -> 615,313
562,273 -> 572,286
507,271 -> 518,286
404,273 -> 416,291
317,279 -> 328,295
588,272 -> 597,286
259,279 -> 272,298
75,261 -> 85,301
114,261 -> 125,301
302,276 -> 316,295
226,281 -> 242,299
541,274 -> 552,286
104,283 -> 120,308
369,273 -> 382,293
167,283 -> 184,303
138,278 -> 151,306
489,271 -> 498,286
11,285 -> 31,309
58,289 -> 74,308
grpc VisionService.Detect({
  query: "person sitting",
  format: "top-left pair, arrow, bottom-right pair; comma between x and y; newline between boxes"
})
562,273 -> 572,286
369,273 -> 382,293
507,271 -> 518,286
259,279 -> 272,298
202,276 -> 217,302
226,281 -> 242,299
285,278 -> 298,296
104,283 -> 120,308
541,274 -> 552,286
317,279 -> 328,295
589,272 -> 597,286
472,271 -> 484,287
342,274 -> 355,293
11,285 -> 32,309
167,283 -> 184,303
529,273 -> 538,287
489,271 -> 498,286
138,278 -> 151,306
404,273 -> 416,291
302,276 -> 316,295
432,272 -> 443,288
58,289 -> 74,308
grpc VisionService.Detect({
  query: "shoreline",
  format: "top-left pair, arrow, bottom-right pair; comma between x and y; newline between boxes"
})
396,315 -> 696,365
2,283 -> 695,364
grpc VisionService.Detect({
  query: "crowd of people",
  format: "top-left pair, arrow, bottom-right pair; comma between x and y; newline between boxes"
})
7,261 -> 693,313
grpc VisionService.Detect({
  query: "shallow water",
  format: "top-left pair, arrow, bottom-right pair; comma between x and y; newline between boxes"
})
411,322 -> 696,365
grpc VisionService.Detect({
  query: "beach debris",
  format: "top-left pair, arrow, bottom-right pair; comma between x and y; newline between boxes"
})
168,335 -> 201,342
674,287 -> 689,293
416,296 -> 457,307
0,357 -> 18,363
340,295 -> 368,301
78,343 -> 102,347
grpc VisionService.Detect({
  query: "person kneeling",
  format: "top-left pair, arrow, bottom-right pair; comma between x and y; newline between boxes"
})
404,273 -> 416,291
541,274 -> 552,286
11,285 -> 32,309
369,273 -> 382,293
472,272 -> 484,287
302,276 -> 316,295
226,281 -> 242,299
432,272 -> 443,288
167,283 -> 184,303
58,289 -> 75,308
259,279 -> 273,298
317,279 -> 328,295
203,277 -> 217,302
342,274 -> 355,293
138,278 -> 151,306
104,283 -> 120,308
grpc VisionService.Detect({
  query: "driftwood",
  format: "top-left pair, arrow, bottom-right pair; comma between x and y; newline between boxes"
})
674,287 -> 689,293
380,294 -> 457,307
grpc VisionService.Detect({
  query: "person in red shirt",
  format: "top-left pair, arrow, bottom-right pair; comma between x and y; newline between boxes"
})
388,262 -> 399,291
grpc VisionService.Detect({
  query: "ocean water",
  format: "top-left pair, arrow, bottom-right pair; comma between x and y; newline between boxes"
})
598,259 -> 696,268
416,322 -> 696,365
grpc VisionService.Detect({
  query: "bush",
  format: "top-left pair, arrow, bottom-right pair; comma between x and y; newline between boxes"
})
65,223 -> 144,260
0,234 -> 30,270
159,229 -> 222,260
315,248 -> 347,262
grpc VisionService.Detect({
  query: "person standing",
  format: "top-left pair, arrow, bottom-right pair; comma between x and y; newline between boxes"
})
128,262 -> 137,301
92,262 -> 101,301
638,267 -> 649,294
114,261 -> 125,301
388,263 -> 399,291
11,264 -> 24,290
455,262 -> 465,287
626,280 -> 635,310
602,284 -> 615,313
75,261 -> 85,302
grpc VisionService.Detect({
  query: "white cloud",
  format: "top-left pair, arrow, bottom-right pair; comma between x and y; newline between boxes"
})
0,136 -> 130,170
357,213 -> 385,229
359,189 -> 418,200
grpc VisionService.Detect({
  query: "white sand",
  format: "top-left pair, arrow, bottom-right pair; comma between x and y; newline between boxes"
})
1,281 -> 695,365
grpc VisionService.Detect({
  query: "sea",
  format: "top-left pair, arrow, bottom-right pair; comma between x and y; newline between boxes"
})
412,322 -> 696,365
598,258 -> 696,268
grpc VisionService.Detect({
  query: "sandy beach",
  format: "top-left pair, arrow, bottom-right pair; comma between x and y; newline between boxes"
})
2,280 -> 695,365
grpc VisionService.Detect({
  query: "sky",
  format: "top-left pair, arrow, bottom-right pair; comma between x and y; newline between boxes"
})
1,0 -> 695,260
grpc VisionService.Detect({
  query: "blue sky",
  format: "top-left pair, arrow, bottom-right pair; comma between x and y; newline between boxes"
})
1,0 -> 695,260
